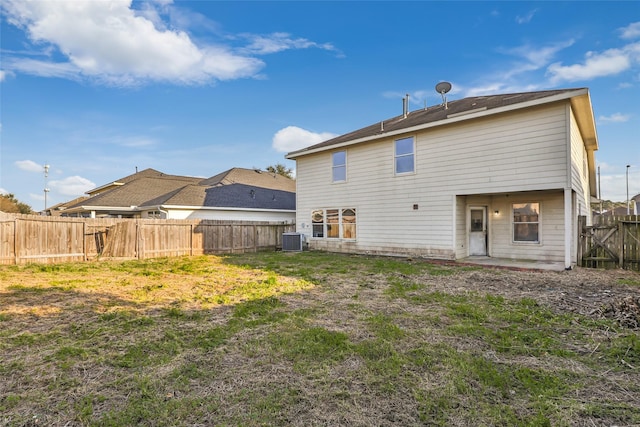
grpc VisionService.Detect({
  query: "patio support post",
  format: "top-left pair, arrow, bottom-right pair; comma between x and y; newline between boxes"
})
564,188 -> 572,270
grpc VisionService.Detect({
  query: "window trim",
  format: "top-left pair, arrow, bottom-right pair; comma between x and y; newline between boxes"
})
332,150 -> 347,183
512,202 -> 541,244
394,136 -> 415,175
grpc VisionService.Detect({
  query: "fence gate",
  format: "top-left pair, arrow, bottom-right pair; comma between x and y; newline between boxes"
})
578,215 -> 640,271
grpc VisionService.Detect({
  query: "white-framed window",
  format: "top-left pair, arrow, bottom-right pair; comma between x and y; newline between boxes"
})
311,208 -> 356,239
512,202 -> 540,243
312,210 -> 325,237
395,136 -> 415,175
332,151 -> 346,182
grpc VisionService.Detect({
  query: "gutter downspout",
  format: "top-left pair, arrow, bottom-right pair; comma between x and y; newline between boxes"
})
158,206 -> 169,219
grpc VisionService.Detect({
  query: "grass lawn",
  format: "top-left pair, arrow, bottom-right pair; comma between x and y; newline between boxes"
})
1,252 -> 639,426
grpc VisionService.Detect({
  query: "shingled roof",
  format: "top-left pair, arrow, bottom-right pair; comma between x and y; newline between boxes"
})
64,167 -> 295,214
85,168 -> 171,195
287,88 -> 596,158
199,168 -> 295,193
70,175 -> 202,208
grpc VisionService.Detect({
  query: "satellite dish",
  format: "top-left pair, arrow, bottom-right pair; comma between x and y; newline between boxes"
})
435,81 -> 452,94
435,81 -> 452,109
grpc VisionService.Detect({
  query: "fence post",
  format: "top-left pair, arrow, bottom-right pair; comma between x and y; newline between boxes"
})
190,223 -> 194,256
14,217 -> 18,265
577,215 -> 584,267
83,222 -> 87,261
137,222 -> 142,260
254,224 -> 257,252
618,222 -> 624,269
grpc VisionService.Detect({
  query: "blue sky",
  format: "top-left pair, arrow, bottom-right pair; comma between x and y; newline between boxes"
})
1,1 -> 639,211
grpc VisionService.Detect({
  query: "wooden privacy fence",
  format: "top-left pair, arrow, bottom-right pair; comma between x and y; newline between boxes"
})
0,213 -> 295,265
578,215 -> 640,271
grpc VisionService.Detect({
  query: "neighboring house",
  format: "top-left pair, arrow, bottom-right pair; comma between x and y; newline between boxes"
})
44,196 -> 89,216
602,202 -> 637,216
286,88 -> 599,269
631,194 -> 640,215
61,168 -> 295,222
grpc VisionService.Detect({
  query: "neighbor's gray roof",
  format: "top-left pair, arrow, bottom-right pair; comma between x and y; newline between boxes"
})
140,183 -> 295,210
85,168 -> 169,195
199,167 -> 295,192
65,167 -> 295,212
70,175 -> 201,208
287,88 -> 595,158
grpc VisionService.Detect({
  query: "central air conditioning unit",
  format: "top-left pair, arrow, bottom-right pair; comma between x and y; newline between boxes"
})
282,232 -> 303,252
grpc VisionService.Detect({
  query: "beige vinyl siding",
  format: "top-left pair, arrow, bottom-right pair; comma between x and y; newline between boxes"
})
569,107 -> 592,218
295,103 -> 571,259
567,107 -> 593,264
419,104 -> 568,194
488,191 -> 565,262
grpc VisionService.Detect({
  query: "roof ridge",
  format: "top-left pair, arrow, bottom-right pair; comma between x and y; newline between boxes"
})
287,88 -> 588,157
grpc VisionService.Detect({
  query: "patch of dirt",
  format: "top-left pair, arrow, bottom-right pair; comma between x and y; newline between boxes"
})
414,265 -> 640,329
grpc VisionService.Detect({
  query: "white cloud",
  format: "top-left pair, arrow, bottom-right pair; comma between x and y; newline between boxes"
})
49,176 -> 96,196
272,126 -> 338,153
112,135 -> 158,148
0,188 -> 8,195
598,113 -> 631,124
508,40 -> 575,69
383,90 -> 437,109
2,0 -> 264,85
462,39 -> 575,96
619,22 -> 640,40
1,0 -> 341,86
5,57 -> 79,80
241,32 -> 341,56
0,70 -> 5,82
547,42 -> 640,83
599,167 -> 640,202
494,39 -> 576,81
15,160 -> 44,173
464,82 -> 541,97
515,9 -> 538,24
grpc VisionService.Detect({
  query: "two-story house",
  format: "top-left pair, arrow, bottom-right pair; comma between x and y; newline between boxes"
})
286,88 -> 598,270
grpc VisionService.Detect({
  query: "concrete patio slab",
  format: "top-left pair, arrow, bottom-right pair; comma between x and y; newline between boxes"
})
456,256 -> 567,272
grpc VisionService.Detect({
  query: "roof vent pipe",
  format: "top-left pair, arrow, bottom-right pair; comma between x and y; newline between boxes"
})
402,96 -> 407,118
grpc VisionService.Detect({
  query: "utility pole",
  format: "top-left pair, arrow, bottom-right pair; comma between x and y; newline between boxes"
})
598,166 -> 602,214
44,163 -> 50,214
627,165 -> 631,215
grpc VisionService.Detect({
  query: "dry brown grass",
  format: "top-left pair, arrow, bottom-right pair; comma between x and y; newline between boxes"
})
1,253 -> 639,426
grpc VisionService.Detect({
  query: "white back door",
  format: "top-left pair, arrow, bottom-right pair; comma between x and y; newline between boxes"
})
469,207 -> 487,256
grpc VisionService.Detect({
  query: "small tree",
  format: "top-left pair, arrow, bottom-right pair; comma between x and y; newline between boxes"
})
0,194 -> 33,214
265,163 -> 294,179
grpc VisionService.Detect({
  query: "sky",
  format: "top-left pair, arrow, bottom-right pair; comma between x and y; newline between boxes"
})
1,0 -> 639,212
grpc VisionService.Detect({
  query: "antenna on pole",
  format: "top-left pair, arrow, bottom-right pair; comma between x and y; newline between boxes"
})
598,165 -> 602,214
435,81 -> 452,110
43,163 -> 50,214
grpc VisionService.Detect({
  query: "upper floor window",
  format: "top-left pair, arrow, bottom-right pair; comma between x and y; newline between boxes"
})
395,137 -> 415,175
332,151 -> 346,182
513,202 -> 540,243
